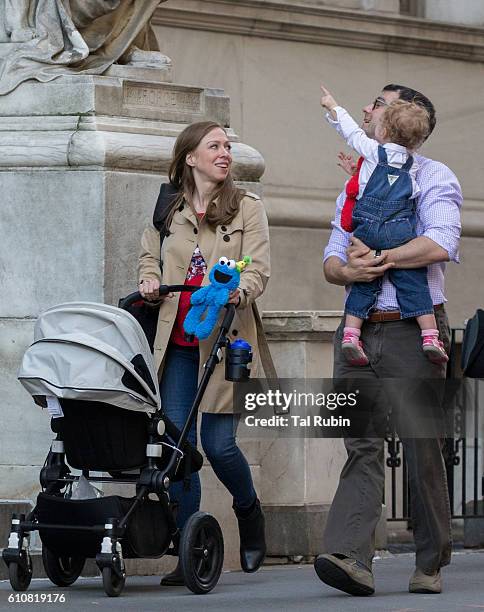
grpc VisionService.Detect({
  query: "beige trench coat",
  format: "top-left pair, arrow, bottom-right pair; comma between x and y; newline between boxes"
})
138,193 -> 271,414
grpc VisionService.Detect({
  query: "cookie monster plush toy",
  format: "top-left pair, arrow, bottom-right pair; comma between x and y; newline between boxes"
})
184,256 -> 251,340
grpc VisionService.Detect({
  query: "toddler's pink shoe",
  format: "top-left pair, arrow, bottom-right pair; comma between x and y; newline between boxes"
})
342,333 -> 369,366
422,336 -> 449,364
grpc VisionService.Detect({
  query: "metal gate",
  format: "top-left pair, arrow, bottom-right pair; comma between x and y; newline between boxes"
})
385,328 -> 484,521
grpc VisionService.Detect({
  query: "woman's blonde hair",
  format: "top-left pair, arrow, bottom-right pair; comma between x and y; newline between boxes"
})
165,121 -> 245,228
380,100 -> 430,151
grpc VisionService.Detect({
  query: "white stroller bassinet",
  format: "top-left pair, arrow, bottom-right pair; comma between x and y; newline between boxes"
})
18,302 -> 160,414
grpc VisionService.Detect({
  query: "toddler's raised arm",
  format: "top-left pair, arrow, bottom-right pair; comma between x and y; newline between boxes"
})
328,107 -> 379,163
320,84 -> 379,163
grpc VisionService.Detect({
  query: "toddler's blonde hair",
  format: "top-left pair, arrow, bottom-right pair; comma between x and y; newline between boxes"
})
380,100 -> 430,151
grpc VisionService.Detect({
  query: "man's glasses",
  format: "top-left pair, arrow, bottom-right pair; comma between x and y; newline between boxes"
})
372,97 -> 390,110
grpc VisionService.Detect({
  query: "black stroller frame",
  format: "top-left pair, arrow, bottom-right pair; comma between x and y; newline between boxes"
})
3,286 -> 245,597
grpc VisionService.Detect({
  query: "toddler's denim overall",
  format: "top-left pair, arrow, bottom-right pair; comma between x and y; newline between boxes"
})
345,146 -> 434,319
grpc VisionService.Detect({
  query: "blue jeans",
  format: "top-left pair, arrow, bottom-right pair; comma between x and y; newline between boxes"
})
160,344 -> 256,529
348,193 -> 433,318
345,266 -> 433,320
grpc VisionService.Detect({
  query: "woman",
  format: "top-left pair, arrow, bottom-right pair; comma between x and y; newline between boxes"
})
138,121 -> 271,585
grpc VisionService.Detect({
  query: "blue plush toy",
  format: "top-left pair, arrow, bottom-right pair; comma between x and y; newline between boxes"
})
184,256 -> 252,340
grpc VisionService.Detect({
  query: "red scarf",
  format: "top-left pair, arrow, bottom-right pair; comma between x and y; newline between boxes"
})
341,156 -> 363,233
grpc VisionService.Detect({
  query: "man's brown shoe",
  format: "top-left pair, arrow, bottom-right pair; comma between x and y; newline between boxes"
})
314,553 -> 375,596
409,568 -> 441,594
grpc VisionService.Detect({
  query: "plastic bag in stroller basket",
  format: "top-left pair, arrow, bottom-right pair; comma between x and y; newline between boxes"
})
36,493 -> 170,559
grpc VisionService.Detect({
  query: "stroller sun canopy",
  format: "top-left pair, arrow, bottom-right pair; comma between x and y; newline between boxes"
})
18,302 -> 160,414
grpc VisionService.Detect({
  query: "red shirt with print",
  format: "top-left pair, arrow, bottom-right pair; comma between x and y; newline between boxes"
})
170,216 -> 207,346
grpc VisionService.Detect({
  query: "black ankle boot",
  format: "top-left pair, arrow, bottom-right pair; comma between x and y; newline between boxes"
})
234,498 -> 266,573
160,561 -> 185,586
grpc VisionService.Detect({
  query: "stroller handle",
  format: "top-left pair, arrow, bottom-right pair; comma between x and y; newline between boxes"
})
118,285 -> 198,311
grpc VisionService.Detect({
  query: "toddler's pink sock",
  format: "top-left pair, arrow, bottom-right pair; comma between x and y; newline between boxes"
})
344,327 -> 361,338
421,328 -> 439,338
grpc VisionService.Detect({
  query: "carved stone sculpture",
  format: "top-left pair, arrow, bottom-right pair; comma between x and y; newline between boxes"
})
0,0 -> 168,95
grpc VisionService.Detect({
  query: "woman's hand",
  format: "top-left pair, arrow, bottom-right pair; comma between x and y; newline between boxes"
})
139,279 -> 162,302
228,288 -> 241,307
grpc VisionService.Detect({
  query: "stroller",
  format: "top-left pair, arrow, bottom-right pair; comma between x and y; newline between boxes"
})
2,286 -> 252,597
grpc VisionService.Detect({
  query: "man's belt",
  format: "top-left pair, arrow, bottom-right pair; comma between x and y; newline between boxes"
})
367,303 -> 444,323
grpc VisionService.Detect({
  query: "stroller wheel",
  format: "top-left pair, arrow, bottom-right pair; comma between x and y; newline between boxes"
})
42,547 -> 85,587
102,566 -> 125,597
179,511 -> 224,594
9,560 -> 32,592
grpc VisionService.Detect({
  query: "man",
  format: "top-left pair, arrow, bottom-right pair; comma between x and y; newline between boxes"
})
315,84 -> 462,596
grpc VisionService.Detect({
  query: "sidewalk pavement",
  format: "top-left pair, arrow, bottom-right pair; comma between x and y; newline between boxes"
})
2,550 -> 484,611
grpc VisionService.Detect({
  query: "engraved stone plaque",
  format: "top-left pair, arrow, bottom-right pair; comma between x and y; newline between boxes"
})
123,82 -> 202,113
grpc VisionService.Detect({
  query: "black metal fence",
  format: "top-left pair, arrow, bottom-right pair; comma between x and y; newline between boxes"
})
385,328 -> 484,522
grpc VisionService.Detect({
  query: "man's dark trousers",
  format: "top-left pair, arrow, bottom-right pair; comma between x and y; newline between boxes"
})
323,308 -> 452,573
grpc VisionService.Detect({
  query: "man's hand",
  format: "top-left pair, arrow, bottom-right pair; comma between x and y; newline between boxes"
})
323,237 -> 395,286
320,84 -> 338,119
346,236 -> 371,259
344,237 -> 394,282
